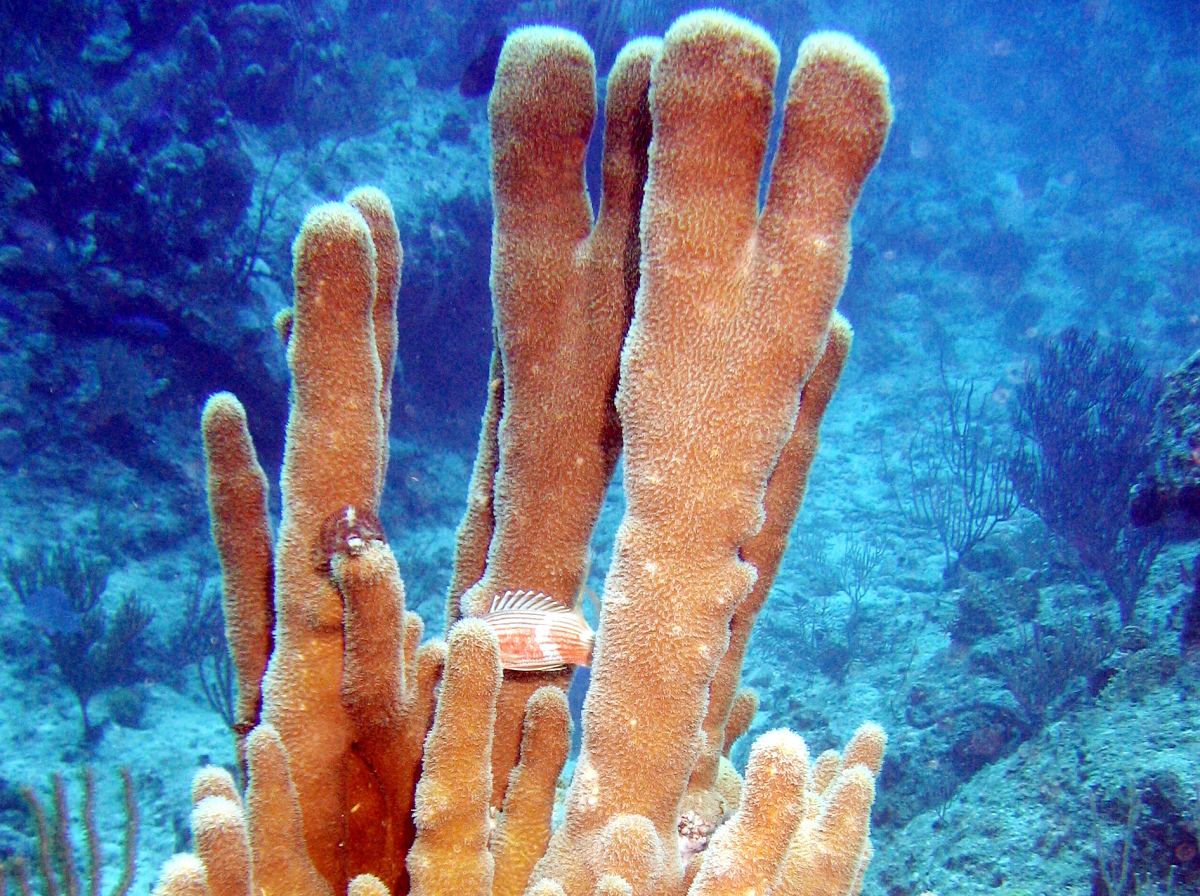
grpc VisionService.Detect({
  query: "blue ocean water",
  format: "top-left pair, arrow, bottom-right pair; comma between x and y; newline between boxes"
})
0,1 -> 1197,895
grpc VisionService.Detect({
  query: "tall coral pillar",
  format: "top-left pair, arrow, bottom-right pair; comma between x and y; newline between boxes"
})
454,28 -> 657,806
200,392 -> 275,773
535,13 -> 891,896
261,201 -> 388,892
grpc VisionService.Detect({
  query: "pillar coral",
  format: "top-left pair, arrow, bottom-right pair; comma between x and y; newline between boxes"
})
451,27 -> 658,808
531,14 -> 892,896
156,8 -> 892,896
195,188 -> 445,896
673,313 -> 854,876
200,393 -> 273,773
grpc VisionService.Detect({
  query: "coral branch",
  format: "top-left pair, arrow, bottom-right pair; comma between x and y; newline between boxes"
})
690,732 -> 810,896
408,620 -> 502,896
457,29 -> 656,808
200,392 -> 274,770
492,688 -> 571,896
538,16 -> 890,895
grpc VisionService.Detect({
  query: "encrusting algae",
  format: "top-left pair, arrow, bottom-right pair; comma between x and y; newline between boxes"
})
155,9 -> 893,896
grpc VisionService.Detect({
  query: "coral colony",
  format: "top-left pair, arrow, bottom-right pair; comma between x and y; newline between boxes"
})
154,11 -> 893,896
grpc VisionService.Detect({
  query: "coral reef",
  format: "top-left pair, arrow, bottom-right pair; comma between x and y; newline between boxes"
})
1,2 -> 1199,894
1131,350 -> 1200,530
150,10 -> 892,896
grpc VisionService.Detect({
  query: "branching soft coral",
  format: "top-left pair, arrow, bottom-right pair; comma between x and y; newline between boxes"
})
4,543 -> 153,745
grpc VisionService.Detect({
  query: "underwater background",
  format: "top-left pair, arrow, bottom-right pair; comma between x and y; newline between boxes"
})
0,0 -> 1198,894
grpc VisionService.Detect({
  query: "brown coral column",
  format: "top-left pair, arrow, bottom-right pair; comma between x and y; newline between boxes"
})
345,187 -> 402,492
335,533 -> 446,892
537,13 -> 891,896
491,687 -> 572,896
191,796 -> 252,896
445,345 -> 503,632
407,620 -> 503,896
688,315 -> 853,805
200,392 -> 274,773
244,725 -> 335,896
689,731 -> 811,896
456,29 -> 657,807
260,201 -> 387,892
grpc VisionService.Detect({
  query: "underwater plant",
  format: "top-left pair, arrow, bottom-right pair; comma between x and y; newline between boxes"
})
902,372 -> 1017,583
160,576 -> 226,672
3,543 -> 153,745
1,767 -> 138,896
1012,329 -> 1163,626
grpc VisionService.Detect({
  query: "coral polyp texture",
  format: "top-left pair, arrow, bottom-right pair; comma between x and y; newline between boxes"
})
155,10 -> 892,896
